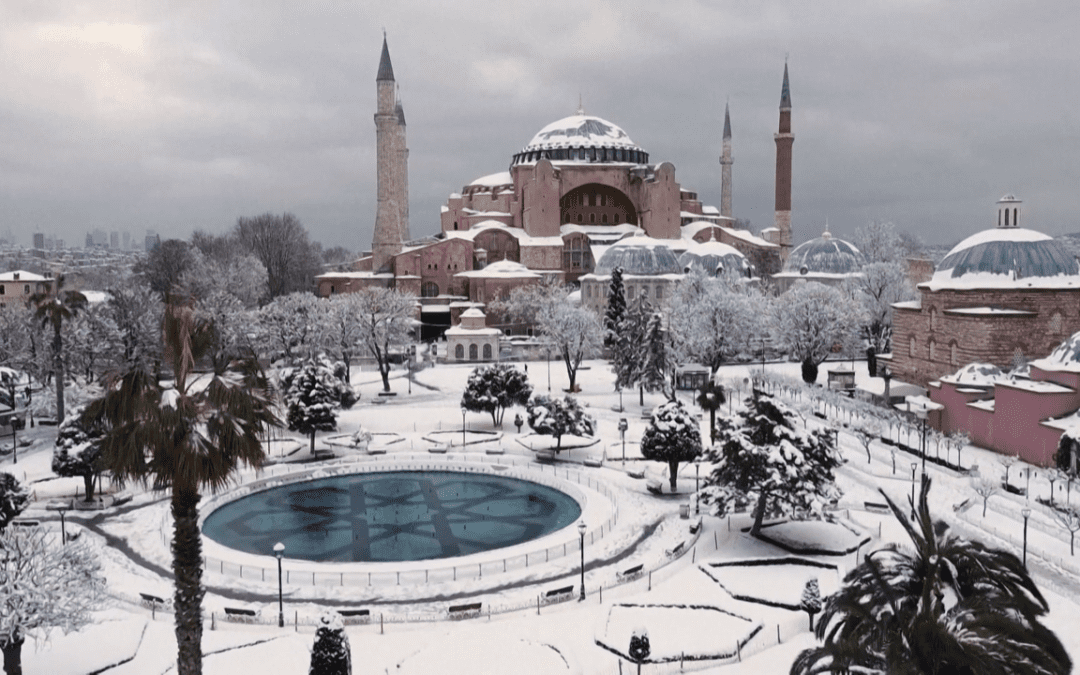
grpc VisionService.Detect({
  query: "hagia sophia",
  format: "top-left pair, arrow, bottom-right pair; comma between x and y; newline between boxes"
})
315,38 -> 1080,466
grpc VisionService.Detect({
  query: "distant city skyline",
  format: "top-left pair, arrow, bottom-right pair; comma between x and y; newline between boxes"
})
0,2 -> 1077,253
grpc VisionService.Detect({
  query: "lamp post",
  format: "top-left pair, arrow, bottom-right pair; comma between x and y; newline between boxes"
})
910,463 -> 918,520
547,345 -> 552,393
577,521 -> 587,601
694,455 -> 701,515
274,542 -> 285,627
461,408 -> 466,448
1021,508 -> 1032,568
46,500 -> 71,545
618,417 -> 628,464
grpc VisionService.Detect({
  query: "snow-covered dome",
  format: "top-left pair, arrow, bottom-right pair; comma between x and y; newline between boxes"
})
678,240 -> 750,278
783,230 -> 864,275
511,115 -> 648,166
927,227 -> 1080,289
1032,332 -> 1080,372
593,237 -> 682,276
941,362 -> 1006,386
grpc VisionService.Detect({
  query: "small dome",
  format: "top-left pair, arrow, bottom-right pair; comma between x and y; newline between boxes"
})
783,230 -> 865,274
594,237 -> 682,276
929,227 -> 1079,289
678,240 -> 749,278
512,115 -> 648,166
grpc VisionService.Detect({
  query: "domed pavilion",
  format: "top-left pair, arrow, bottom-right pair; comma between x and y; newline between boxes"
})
772,227 -> 865,292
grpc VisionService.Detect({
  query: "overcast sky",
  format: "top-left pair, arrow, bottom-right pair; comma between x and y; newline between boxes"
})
1,1 -> 1077,253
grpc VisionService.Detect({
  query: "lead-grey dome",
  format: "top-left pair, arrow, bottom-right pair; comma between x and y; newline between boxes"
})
928,227 -> 1080,289
594,237 -> 682,276
783,230 -> 864,274
678,240 -> 750,278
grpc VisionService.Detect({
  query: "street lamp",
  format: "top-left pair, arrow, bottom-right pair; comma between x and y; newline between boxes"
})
46,500 -> 71,545
547,345 -> 552,393
274,542 -> 285,627
577,521 -> 587,601
618,418 -> 628,464
1021,508 -> 1032,568
910,463 -> 918,520
694,455 -> 702,515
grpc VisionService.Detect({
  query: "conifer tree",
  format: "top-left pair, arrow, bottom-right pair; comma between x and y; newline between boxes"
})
640,400 -> 702,492
603,267 -> 626,351
800,577 -> 822,630
640,311 -> 672,400
309,611 -> 351,675
612,296 -> 651,405
286,358 -> 340,453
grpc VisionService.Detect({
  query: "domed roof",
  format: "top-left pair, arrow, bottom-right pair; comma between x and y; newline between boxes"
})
783,230 -> 865,275
678,240 -> 749,278
594,237 -> 683,276
928,227 -> 1080,289
512,115 -> 649,166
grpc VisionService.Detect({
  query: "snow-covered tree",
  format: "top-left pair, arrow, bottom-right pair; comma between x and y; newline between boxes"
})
695,381 -> 726,443
0,473 -> 30,532
0,527 -> 107,675
854,220 -> 906,265
853,421 -> 881,464
460,364 -> 532,427
309,611 -> 351,675
603,267 -> 626,352
65,303 -> 117,384
640,400 -> 702,492
1055,430 -> 1079,475
180,248 -> 269,309
800,577 -> 822,630
526,395 -> 595,451
0,305 -> 32,376
256,292 -> 326,364
848,261 -> 913,355
197,291 -> 255,370
702,387 -> 841,537
104,285 -> 164,370
666,272 -> 762,375
321,294 -> 366,383
30,275 -> 87,423
793,477 -> 1071,675
351,287 -> 416,393
1055,508 -> 1080,556
639,312 -> 673,400
611,295 -> 652,404
948,430 -> 971,468
286,358 -> 340,453
280,355 -> 357,411
971,476 -> 998,517
772,282 -> 863,384
52,409 -> 104,502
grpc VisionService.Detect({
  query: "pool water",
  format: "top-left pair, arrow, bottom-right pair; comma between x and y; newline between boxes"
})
202,470 -> 582,562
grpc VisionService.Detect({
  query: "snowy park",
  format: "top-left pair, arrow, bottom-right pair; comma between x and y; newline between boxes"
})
5,355 -> 1080,675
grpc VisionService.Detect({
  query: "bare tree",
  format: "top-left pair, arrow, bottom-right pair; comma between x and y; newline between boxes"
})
232,212 -> 322,299
853,421 -> 881,464
256,292 -> 326,364
134,239 -> 195,298
1000,455 -> 1020,490
352,288 -> 416,393
971,476 -> 998,517
772,282 -> 863,384
1055,508 -> 1080,556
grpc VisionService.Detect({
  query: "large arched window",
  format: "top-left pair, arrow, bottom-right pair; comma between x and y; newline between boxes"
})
469,344 -> 478,361
559,183 -> 638,226
483,344 -> 492,360
455,344 -> 464,360
421,281 -> 439,298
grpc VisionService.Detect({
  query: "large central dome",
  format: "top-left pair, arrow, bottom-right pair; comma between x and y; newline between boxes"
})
512,115 -> 649,166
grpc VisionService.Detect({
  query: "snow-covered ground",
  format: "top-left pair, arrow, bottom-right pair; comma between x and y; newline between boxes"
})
6,357 -> 1080,674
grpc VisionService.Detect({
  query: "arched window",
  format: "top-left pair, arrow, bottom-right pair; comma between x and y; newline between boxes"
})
453,221 -> 458,230
422,281 -> 439,298
469,344 -> 478,360
929,339 -> 937,361
1005,209 -> 1010,226
483,344 -> 492,360
455,344 -> 464,360
909,337 -> 916,358
950,342 -> 958,366
929,308 -> 936,332
329,285 -> 335,294
1051,311 -> 1064,334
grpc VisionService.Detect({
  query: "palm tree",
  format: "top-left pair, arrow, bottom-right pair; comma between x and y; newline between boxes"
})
30,274 -> 86,423
86,295 -> 279,675
791,476 -> 1071,675
695,380 -> 725,443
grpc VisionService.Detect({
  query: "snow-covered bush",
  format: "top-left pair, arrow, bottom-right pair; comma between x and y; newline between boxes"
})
350,427 -> 373,449
286,358 -> 340,453
309,611 -> 351,675
526,395 -> 594,451
460,363 -> 532,427
279,354 -> 357,410
800,578 -> 822,630
640,400 -> 702,492
52,408 -> 105,502
0,473 -> 30,531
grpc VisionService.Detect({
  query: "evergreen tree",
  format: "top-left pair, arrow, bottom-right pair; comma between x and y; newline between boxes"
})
640,400 -> 702,492
309,611 -> 351,675
612,296 -> 652,406
640,311 -> 673,400
800,578 -> 822,630
792,478 -> 1071,675
526,395 -> 595,451
0,472 -> 30,532
460,363 -> 532,427
52,408 -> 104,502
603,267 -> 626,351
286,358 -> 340,453
702,387 -> 841,537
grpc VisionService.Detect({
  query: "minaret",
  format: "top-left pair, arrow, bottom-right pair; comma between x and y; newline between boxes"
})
774,62 -> 794,262
395,96 -> 410,242
372,36 -> 403,272
720,102 -> 733,219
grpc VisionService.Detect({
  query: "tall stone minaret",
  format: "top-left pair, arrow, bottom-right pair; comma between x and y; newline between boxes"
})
395,96 -> 410,243
372,36 -> 403,272
720,102 -> 733,219
774,62 -> 794,262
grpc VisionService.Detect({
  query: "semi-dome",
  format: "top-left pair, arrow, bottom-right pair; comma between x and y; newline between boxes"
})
678,240 -> 750,278
927,227 -> 1080,289
783,230 -> 864,275
512,115 -> 649,166
593,237 -> 682,276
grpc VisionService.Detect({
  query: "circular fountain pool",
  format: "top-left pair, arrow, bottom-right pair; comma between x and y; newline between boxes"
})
201,470 -> 582,563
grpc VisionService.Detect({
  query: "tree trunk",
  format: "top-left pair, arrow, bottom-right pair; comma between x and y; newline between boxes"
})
807,611 -> 815,631
708,409 -> 716,443
749,491 -> 768,538
380,363 -> 391,392
639,385 -> 644,407
2,635 -> 24,675
83,472 -> 95,502
172,486 -> 205,675
668,460 -> 679,492
54,327 -> 64,424
310,431 -> 316,454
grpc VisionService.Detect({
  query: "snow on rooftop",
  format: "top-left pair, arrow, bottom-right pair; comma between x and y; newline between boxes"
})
944,307 -> 1036,316
940,362 -> 1006,387
926,227 -> 1080,290
892,299 -> 922,310
468,171 -> 513,188
456,260 -> 541,278
0,269 -> 50,281
720,226 -> 778,248
523,115 -> 641,152
1031,331 -> 1080,373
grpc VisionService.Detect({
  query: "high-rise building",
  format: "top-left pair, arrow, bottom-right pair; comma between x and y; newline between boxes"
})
145,229 -> 160,252
110,231 -> 119,249
33,233 -> 45,249
123,231 -> 131,249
